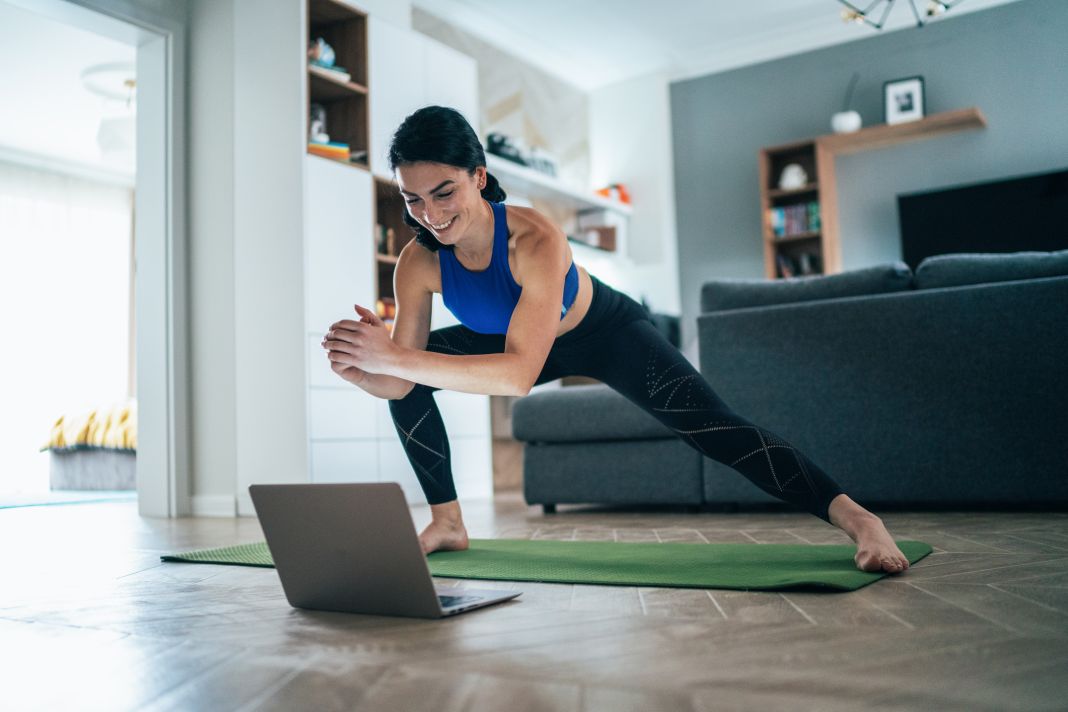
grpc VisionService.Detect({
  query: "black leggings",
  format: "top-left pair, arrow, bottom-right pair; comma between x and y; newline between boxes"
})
388,274 -> 845,524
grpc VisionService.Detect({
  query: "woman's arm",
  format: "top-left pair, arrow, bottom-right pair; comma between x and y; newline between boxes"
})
324,240 -> 430,400
389,219 -> 567,395
325,211 -> 569,397
322,306 -> 415,399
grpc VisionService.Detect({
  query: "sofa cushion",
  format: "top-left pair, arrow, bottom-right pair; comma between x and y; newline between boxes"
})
512,384 -> 676,442
914,248 -> 1068,289
700,262 -> 913,313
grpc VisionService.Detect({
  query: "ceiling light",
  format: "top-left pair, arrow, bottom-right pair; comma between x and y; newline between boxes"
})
836,0 -> 966,30
80,62 -> 136,162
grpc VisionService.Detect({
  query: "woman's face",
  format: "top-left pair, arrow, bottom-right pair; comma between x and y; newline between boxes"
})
396,161 -> 486,245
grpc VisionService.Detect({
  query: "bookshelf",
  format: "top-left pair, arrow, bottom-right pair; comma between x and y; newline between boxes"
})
373,176 -> 413,330
759,139 -> 823,279
307,0 -> 369,168
759,107 -> 987,279
302,5 -> 492,505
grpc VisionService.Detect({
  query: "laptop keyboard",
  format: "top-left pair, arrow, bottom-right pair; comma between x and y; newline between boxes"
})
438,593 -> 483,607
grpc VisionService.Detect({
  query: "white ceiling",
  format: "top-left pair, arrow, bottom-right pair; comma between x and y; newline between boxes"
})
412,0 -> 1026,91
0,0 -> 1027,182
0,1 -> 135,180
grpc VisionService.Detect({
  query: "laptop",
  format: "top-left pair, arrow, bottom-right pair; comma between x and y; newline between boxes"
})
247,482 -> 521,618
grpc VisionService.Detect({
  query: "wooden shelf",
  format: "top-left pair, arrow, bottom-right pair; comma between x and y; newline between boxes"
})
818,107 -> 987,156
310,0 -> 365,24
308,65 -> 368,101
770,231 -> 821,243
768,183 -> 819,199
375,253 -> 398,265
758,106 -> 987,280
306,152 -> 368,170
485,154 -> 632,216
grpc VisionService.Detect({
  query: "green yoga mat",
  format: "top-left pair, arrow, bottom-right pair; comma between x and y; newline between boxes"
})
161,538 -> 931,592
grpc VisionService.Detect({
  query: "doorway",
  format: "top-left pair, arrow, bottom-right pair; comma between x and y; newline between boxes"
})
0,0 -> 187,517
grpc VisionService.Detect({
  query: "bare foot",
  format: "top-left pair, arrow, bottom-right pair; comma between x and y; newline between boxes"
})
851,515 -> 910,574
828,494 -> 910,574
418,519 -> 469,555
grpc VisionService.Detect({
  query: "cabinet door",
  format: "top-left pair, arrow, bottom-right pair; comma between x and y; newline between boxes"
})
450,437 -> 493,501
378,436 -> 428,504
435,391 -> 491,439
311,440 -> 379,484
422,36 -> 479,137
309,388 -> 378,440
303,154 -> 374,334
368,17 -> 425,180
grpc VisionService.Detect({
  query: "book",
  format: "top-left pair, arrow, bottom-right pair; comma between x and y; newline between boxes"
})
769,206 -> 785,237
776,253 -> 797,278
807,201 -> 821,232
308,143 -> 350,160
309,61 -> 351,83
770,201 -> 822,238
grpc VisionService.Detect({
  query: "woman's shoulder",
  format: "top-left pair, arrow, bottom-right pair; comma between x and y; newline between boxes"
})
502,204 -> 572,285
503,204 -> 564,244
396,238 -> 441,293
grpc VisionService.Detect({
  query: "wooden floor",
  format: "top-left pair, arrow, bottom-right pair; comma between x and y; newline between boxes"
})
3,493 -> 1068,711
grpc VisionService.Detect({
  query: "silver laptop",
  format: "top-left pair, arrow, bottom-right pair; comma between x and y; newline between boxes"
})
248,482 -> 521,618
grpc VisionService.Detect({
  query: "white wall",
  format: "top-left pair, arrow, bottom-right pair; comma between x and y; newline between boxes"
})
188,0 -> 309,516
188,0 -> 237,514
232,0 -> 308,517
588,70 -> 682,317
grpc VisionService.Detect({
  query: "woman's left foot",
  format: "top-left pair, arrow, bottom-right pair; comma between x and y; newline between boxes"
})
828,494 -> 910,574
852,515 -> 910,573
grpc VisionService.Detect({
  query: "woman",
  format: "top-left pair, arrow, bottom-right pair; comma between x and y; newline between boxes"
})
321,106 -> 909,574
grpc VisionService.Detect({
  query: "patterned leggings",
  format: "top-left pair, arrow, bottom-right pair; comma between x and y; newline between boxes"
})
387,274 -> 845,523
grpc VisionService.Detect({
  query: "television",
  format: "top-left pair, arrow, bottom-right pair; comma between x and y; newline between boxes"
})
896,167 -> 1068,271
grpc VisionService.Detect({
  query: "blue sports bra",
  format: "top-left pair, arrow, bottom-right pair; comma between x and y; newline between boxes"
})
438,200 -> 579,335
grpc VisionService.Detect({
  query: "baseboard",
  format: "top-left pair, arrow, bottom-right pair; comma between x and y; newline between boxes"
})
190,494 -> 237,517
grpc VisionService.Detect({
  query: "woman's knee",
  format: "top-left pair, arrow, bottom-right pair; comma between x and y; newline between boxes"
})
387,382 -> 431,412
387,382 -> 419,402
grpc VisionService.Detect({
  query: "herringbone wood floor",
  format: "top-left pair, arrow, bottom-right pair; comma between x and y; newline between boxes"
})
3,493 -> 1068,711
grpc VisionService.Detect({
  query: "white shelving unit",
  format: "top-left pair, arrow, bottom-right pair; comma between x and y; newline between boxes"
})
302,5 -> 492,505
485,153 -> 632,217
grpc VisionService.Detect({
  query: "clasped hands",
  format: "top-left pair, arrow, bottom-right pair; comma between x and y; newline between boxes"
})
321,304 -> 401,382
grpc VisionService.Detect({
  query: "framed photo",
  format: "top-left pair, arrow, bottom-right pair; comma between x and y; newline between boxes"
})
883,76 -> 925,124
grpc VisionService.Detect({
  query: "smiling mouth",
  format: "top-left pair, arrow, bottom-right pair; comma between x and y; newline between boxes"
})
430,216 -> 456,231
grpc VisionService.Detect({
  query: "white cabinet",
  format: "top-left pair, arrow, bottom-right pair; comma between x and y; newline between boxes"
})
303,153 -> 492,503
306,18 -> 492,505
309,388 -> 378,439
303,154 -> 375,333
422,38 -> 479,137
311,440 -> 379,484
368,18 -> 480,181
304,152 -> 380,485
368,17 -> 424,179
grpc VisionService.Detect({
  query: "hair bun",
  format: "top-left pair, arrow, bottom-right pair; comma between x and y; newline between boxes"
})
480,171 -> 506,203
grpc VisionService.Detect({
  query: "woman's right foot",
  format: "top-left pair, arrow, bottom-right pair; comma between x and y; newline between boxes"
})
418,519 -> 469,554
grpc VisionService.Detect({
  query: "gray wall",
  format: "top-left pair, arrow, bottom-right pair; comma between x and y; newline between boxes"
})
670,0 -> 1068,350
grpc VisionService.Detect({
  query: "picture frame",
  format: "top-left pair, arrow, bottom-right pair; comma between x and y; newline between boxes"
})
883,75 -> 926,125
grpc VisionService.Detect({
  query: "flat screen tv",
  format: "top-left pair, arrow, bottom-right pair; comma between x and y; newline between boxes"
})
897,167 -> 1068,271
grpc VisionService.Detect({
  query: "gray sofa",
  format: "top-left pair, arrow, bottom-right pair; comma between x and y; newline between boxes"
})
512,249 -> 1068,514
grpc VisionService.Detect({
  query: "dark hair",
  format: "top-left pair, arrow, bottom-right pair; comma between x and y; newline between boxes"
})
388,105 -> 506,252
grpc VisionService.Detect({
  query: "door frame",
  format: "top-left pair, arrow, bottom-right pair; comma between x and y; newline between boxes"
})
10,0 -> 191,517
